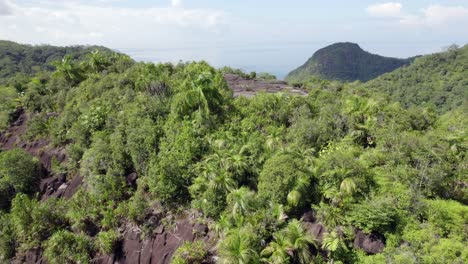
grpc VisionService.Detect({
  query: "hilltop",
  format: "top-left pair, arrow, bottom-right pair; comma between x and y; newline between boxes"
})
0,42 -> 466,264
285,42 -> 414,82
364,44 -> 468,113
0,40 -> 113,82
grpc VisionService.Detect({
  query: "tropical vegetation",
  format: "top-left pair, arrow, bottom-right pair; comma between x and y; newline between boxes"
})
0,41 -> 466,263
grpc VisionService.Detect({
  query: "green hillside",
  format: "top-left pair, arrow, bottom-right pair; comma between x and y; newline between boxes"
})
364,44 -> 468,113
0,40 -> 113,82
286,42 -> 413,83
0,43 -> 466,264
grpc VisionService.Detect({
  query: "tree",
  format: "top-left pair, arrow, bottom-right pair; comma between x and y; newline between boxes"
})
173,71 -> 224,118
0,149 -> 40,210
262,220 -> 317,264
172,240 -> 208,264
43,230 -> 94,264
84,50 -> 110,73
322,230 -> 347,263
226,187 -> 256,219
258,154 -> 311,208
52,55 -> 83,84
261,233 -> 290,264
10,194 -> 66,248
218,228 -> 260,264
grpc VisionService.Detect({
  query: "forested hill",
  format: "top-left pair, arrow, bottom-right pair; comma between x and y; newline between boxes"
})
0,40 -> 113,82
0,43 -> 467,264
285,42 -> 414,83
364,44 -> 468,113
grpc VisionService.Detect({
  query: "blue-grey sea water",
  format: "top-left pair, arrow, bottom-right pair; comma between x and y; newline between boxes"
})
117,41 -> 444,80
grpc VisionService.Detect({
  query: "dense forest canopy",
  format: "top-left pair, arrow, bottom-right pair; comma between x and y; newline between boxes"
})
364,44 -> 468,114
0,40 -> 112,83
0,41 -> 466,264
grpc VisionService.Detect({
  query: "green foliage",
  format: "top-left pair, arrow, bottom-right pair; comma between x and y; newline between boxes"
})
44,230 -> 94,264
96,230 -> 119,255
262,220 -> 317,264
0,149 -> 40,210
365,45 -> 468,113
257,154 -> 311,207
218,227 -> 260,264
171,240 -> 208,264
0,40 -> 113,81
424,199 -> 468,238
0,43 -> 467,264
0,212 -> 15,261
346,198 -> 398,234
10,194 -> 66,249
148,119 -> 203,204
0,86 -> 19,129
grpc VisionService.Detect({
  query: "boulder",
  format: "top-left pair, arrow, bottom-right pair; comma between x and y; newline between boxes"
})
353,230 -> 385,254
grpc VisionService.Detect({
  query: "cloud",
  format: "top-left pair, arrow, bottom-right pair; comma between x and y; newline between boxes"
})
366,2 -> 468,29
400,5 -> 468,27
0,0 -> 227,47
171,0 -> 182,7
0,0 -> 13,16
366,2 -> 402,18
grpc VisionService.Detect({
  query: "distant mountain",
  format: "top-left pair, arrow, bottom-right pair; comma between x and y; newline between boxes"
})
285,42 -> 414,82
0,40 -> 112,81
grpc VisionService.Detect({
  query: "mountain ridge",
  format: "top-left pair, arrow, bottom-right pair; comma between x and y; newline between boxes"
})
286,42 -> 415,82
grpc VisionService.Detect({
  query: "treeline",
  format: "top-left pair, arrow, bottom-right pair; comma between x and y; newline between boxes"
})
0,40 -> 112,83
0,45 -> 466,264
364,44 -> 468,114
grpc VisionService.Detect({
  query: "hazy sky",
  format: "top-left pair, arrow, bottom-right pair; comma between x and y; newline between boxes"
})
1,0 -> 467,77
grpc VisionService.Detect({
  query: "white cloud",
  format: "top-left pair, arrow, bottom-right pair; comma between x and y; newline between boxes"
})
366,2 -> 468,30
400,5 -> 468,27
366,2 -> 403,18
0,0 -> 227,47
0,0 -> 13,15
171,0 -> 182,7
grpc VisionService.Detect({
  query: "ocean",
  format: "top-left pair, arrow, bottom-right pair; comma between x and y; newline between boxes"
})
117,41 -> 443,80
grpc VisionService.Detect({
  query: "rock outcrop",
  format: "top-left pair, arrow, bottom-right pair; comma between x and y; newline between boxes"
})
353,230 -> 385,254
224,74 -> 307,97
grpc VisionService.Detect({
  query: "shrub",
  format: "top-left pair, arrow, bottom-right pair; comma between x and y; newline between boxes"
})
10,194 -> 66,249
171,240 -> 208,264
257,154 -> 310,205
0,86 -> 18,130
0,212 -> 15,261
0,149 -> 40,210
44,230 -> 94,264
96,230 -> 119,255
346,197 -> 398,234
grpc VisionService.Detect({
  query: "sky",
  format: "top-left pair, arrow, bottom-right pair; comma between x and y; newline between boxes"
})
1,0 -> 468,78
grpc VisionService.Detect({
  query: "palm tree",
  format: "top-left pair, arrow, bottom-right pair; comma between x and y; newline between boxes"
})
219,228 -> 260,264
227,187 -> 256,218
262,220 -> 317,264
287,190 -> 302,208
53,55 -> 82,83
261,233 -> 291,264
86,50 -> 109,73
283,219 -> 317,264
180,72 -> 223,117
265,126 -> 285,152
287,175 -> 311,208
225,145 -> 250,181
209,172 -> 236,194
344,96 -> 378,147
270,203 -> 288,224
213,214 -> 233,238
321,230 -> 347,264
339,178 -> 357,196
